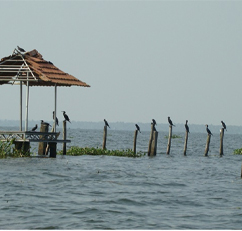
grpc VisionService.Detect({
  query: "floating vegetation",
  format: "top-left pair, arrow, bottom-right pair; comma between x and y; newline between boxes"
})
164,134 -> 182,139
58,146 -> 145,158
0,139 -> 31,158
233,148 -> 242,155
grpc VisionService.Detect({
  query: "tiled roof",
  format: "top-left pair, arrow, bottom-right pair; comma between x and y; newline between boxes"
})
0,49 -> 90,87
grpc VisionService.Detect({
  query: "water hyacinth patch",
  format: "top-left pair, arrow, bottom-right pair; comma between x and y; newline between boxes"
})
58,146 -> 146,158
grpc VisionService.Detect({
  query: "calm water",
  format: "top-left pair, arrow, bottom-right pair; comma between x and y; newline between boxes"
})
1,128 -> 242,229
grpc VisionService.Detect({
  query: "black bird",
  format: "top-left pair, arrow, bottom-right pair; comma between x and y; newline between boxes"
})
152,119 -> 156,126
168,117 -> 175,126
48,61 -> 54,65
53,111 -> 59,126
104,119 -> 110,128
31,124 -> 38,131
205,124 -> 213,136
40,120 -> 52,127
17,46 -> 26,53
135,124 -> 141,133
185,120 -> 189,133
62,111 -> 71,123
221,121 -> 227,131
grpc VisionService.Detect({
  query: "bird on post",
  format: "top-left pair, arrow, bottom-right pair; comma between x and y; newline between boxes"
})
17,46 -> 26,53
205,124 -> 213,136
62,111 -> 71,123
31,124 -> 38,132
185,120 -> 189,133
221,121 -> 227,131
41,120 -> 52,127
135,124 -> 141,133
152,119 -> 156,126
168,117 -> 175,126
104,119 -> 110,128
53,111 -> 59,126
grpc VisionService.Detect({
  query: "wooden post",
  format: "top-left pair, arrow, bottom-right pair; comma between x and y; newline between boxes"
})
49,142 -> 57,158
204,134 -> 211,156
15,141 -> 30,154
133,130 -> 138,154
148,124 -> 154,156
150,131 -> 158,156
183,130 -> 189,156
38,122 -> 49,155
63,120 -> 66,155
103,125 -> 107,150
220,128 -> 224,156
166,125 -> 172,154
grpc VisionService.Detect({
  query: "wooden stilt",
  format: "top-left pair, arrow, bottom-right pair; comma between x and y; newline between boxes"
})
38,122 -> 49,155
183,130 -> 189,156
204,134 -> 211,156
150,131 -> 158,156
49,142 -> 57,158
133,130 -> 138,154
220,128 -> 224,156
166,125 -> 172,154
63,120 -> 66,155
103,125 -> 107,150
148,124 -> 155,156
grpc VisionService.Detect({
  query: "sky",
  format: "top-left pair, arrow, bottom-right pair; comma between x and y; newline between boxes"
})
0,0 -> 242,126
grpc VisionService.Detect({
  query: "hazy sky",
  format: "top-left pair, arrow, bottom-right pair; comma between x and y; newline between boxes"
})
0,0 -> 242,126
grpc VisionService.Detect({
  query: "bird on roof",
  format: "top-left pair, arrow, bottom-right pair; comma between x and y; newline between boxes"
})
48,61 -> 54,65
31,124 -> 38,132
17,46 -> 26,53
221,121 -> 227,131
104,119 -> 110,128
40,120 -> 52,127
135,124 -> 141,133
168,117 -> 175,126
62,111 -> 71,123
185,120 -> 189,133
53,111 -> 59,126
205,124 -> 213,136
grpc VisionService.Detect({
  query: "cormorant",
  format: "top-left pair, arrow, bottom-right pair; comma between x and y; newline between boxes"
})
40,120 -> 52,127
205,124 -> 213,136
135,124 -> 141,133
185,120 -> 189,133
104,119 -> 110,128
53,111 -> 59,126
221,121 -> 227,131
62,111 -> 71,123
168,117 -> 175,126
17,46 -> 26,53
31,124 -> 38,131
152,119 -> 156,126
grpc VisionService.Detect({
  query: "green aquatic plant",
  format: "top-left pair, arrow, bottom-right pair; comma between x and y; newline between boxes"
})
233,148 -> 242,155
0,139 -> 31,158
58,146 -> 145,158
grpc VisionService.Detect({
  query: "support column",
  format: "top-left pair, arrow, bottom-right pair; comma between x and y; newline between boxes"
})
25,74 -> 29,132
20,81 -> 22,131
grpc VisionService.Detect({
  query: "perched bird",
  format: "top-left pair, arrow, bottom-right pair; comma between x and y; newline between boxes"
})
152,119 -> 156,126
205,124 -> 213,136
168,117 -> 175,126
104,119 -> 110,128
31,124 -> 38,131
62,111 -> 71,123
135,124 -> 141,133
53,111 -> 59,126
185,120 -> 189,133
17,46 -> 26,53
221,121 -> 227,131
48,61 -> 54,65
40,120 -> 52,127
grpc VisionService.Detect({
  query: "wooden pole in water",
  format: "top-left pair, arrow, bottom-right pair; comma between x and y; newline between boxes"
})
133,129 -> 138,154
204,134 -> 211,156
148,123 -> 155,156
63,120 -> 66,155
38,122 -> 49,155
183,130 -> 189,156
103,125 -> 107,150
166,125 -> 172,154
220,128 -> 224,156
150,131 -> 158,156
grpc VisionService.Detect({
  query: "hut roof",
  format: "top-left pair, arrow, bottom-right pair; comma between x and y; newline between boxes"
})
0,49 -> 90,87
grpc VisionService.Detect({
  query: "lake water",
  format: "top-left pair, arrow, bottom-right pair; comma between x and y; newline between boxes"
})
1,128 -> 242,229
